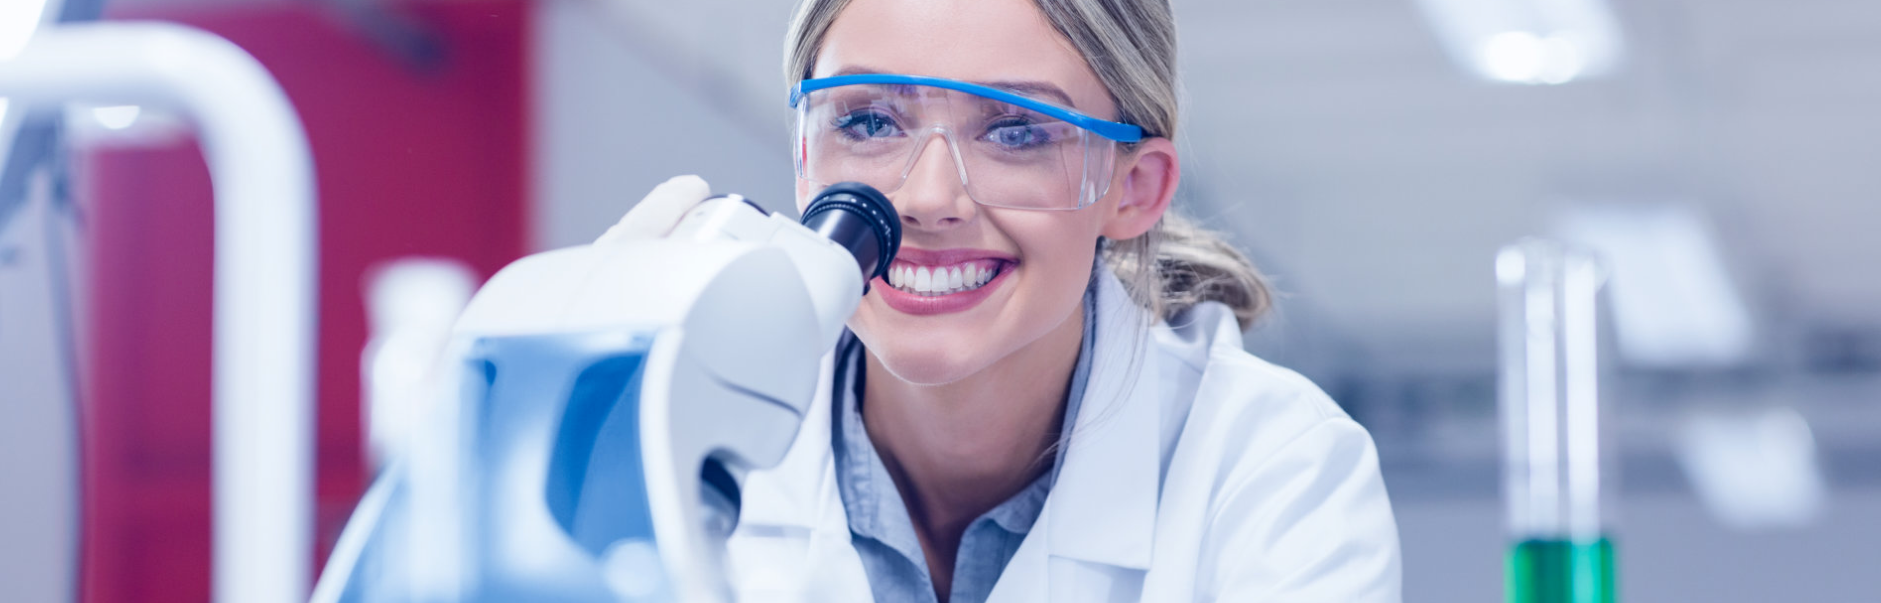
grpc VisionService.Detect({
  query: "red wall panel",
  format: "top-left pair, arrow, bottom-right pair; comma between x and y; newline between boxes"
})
80,2 -> 530,601
80,142 -> 218,603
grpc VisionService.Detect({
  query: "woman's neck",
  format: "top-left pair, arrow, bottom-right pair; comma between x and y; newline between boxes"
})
859,300 -> 1086,596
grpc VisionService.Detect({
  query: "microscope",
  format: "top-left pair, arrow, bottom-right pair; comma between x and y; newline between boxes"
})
312,183 -> 899,603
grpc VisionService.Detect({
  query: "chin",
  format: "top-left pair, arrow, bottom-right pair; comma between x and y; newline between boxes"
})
850,305 -> 1002,386
867,339 -> 989,386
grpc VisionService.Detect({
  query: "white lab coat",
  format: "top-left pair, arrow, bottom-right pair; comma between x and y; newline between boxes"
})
726,268 -> 1403,602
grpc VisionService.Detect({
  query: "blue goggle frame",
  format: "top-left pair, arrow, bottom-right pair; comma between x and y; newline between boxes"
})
789,74 -> 1145,144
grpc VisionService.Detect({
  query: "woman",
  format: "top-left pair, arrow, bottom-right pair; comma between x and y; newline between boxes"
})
623,0 -> 1401,600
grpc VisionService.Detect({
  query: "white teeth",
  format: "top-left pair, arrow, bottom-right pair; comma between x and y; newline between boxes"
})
886,262 -> 1001,296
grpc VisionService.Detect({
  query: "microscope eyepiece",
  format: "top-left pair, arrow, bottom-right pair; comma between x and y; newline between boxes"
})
799,182 -> 901,283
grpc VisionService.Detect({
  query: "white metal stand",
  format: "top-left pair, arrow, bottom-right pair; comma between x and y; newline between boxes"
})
0,22 -> 316,603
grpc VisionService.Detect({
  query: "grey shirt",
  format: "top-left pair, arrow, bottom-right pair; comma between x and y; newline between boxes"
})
830,291 -> 1096,603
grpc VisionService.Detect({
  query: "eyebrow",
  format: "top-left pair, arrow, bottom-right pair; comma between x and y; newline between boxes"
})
827,66 -> 1079,109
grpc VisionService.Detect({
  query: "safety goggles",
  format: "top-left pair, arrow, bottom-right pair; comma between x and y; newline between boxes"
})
789,74 -> 1144,211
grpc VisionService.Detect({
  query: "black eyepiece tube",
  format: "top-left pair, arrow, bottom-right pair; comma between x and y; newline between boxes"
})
800,182 -> 900,283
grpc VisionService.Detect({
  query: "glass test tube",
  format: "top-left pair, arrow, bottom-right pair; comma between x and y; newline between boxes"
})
1496,239 -> 1615,603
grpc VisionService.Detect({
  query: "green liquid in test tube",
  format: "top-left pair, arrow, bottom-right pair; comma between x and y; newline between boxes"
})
1506,537 -> 1614,603
1497,240 -> 1615,603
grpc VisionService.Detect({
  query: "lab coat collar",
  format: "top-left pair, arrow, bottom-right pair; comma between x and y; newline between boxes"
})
736,267 -> 1164,571
1042,266 -> 1161,569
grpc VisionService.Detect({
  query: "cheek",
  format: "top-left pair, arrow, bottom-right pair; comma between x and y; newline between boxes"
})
1000,211 -> 1103,309
1005,210 -> 1100,268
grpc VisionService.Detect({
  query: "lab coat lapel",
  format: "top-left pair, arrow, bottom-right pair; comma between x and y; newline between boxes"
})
990,269 -> 1160,602
1050,269 -> 1160,568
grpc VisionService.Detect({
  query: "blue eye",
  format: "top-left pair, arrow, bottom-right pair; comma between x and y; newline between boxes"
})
832,110 -> 902,140
984,117 -> 1052,150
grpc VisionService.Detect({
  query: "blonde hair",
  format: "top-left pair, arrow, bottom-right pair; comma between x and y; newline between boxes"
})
785,0 -> 1271,329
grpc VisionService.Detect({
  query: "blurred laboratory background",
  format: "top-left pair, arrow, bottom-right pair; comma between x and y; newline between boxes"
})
2,0 -> 1877,602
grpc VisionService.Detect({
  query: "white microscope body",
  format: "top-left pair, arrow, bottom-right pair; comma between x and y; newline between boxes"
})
313,185 -> 898,603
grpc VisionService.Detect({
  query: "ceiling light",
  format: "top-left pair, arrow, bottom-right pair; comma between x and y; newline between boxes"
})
1552,203 -> 1754,368
1674,407 -> 1825,530
1480,31 -> 1545,83
1417,0 -> 1623,85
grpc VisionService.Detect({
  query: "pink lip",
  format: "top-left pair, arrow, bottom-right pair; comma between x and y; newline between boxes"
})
875,247 -> 1017,316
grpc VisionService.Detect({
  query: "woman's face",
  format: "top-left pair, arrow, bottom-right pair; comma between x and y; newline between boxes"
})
798,0 -> 1170,385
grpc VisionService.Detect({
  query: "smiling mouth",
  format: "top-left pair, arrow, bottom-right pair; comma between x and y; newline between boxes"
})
884,259 -> 1007,297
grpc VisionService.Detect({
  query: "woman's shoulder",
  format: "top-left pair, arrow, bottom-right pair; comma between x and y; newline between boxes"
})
1151,301 -> 1365,460
1147,303 -> 1401,599
1086,267 -> 1376,477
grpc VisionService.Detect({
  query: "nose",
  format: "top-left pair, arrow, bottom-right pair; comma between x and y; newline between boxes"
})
895,128 -> 975,231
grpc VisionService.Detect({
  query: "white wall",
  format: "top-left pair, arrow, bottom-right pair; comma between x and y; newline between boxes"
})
531,0 -> 798,251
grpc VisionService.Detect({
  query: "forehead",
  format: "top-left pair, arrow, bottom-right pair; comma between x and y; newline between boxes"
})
813,0 -> 1115,117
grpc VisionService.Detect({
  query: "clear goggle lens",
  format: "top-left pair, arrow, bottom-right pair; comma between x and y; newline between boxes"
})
794,83 -> 1120,211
